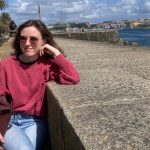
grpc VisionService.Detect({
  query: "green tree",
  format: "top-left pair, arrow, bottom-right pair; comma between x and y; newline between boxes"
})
0,0 -> 9,37
1,12 -> 11,23
0,12 -> 11,35
0,0 -> 8,10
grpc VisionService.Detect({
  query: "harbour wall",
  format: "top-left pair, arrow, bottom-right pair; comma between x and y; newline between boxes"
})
53,30 -> 120,43
9,30 -> 121,44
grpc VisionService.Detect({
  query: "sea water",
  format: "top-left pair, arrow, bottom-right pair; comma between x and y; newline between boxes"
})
118,28 -> 150,48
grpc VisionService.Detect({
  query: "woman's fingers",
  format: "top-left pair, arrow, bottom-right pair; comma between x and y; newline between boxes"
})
0,146 -> 4,150
39,47 -> 44,56
0,133 -> 4,143
40,45 -> 50,56
39,44 -> 61,57
0,133 -> 4,149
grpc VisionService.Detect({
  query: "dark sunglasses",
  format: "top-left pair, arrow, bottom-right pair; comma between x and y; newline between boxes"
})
19,36 -> 39,43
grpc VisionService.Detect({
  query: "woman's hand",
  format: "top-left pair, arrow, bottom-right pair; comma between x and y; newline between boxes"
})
39,44 -> 61,58
0,133 -> 4,150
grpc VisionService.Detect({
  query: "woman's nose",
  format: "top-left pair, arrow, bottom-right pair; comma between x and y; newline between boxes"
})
25,38 -> 31,45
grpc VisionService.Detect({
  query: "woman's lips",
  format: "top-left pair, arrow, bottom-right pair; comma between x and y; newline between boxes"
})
24,48 -> 33,51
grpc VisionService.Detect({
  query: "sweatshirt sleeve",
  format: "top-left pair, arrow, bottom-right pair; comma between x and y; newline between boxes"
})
51,54 -> 80,85
0,62 -> 9,96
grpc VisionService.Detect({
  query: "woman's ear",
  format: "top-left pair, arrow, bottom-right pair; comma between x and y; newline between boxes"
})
43,39 -> 46,45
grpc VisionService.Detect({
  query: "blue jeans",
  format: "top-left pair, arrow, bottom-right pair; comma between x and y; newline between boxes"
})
3,113 -> 48,150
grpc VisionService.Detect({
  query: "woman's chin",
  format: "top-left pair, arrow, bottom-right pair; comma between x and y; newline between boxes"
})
23,52 -> 38,57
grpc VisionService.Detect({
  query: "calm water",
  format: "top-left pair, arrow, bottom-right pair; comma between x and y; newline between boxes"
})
118,28 -> 150,48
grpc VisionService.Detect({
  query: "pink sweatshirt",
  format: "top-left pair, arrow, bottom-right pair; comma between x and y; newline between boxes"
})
0,54 -> 80,118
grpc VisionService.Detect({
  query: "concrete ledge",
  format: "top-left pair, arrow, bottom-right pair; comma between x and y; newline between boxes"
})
46,38 -> 150,150
46,84 -> 85,150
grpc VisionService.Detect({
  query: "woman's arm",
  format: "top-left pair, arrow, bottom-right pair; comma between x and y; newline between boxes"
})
52,54 -> 80,84
0,63 -> 9,96
39,44 -> 80,84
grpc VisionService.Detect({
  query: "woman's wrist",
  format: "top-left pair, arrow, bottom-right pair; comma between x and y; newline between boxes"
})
53,49 -> 61,58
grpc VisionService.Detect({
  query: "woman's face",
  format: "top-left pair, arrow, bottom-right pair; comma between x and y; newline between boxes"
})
19,26 -> 45,57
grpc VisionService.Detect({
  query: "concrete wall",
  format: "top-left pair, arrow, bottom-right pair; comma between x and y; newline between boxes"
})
46,86 -> 85,150
53,31 -> 120,43
9,30 -> 120,44
46,38 -> 150,150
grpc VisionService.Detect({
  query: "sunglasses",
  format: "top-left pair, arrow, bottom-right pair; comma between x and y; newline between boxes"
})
19,36 -> 39,44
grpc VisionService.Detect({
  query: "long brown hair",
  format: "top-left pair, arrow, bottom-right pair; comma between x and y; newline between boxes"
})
12,20 -> 64,56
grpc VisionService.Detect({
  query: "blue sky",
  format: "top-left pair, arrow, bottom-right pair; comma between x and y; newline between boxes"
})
1,0 -> 150,25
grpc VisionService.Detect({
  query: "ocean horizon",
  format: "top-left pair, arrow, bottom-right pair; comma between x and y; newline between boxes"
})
118,28 -> 150,48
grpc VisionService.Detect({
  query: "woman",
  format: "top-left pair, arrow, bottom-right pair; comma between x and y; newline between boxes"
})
0,20 -> 80,150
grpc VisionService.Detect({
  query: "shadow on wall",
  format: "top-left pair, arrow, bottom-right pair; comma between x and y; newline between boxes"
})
46,86 -> 85,150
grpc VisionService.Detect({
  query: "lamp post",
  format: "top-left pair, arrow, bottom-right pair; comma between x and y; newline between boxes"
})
37,0 -> 41,20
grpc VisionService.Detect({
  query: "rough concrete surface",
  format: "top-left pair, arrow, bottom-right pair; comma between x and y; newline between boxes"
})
47,38 -> 150,150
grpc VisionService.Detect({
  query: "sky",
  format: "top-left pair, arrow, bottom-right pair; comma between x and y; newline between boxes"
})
1,0 -> 150,25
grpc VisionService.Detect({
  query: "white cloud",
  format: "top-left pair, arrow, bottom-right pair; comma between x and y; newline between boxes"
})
121,0 -> 137,5
4,0 -> 150,25
20,2 -> 29,9
145,1 -> 150,10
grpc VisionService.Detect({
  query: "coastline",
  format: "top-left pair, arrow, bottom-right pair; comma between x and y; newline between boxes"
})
118,28 -> 150,48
